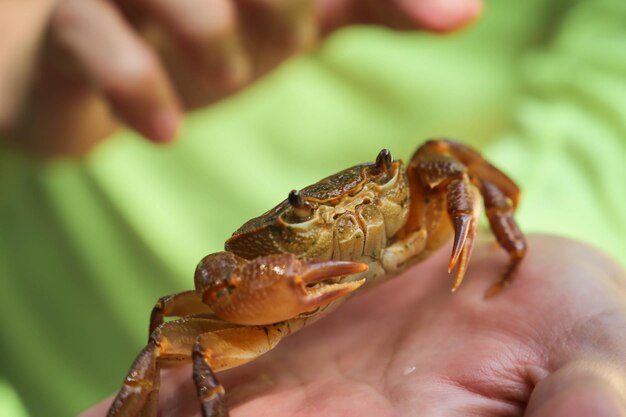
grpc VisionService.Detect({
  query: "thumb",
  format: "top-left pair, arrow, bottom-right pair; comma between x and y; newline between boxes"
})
525,360 -> 626,417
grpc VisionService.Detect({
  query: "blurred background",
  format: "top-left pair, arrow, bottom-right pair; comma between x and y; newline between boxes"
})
0,0 -> 625,416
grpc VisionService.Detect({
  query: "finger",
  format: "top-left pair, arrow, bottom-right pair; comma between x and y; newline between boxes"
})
132,0 -> 251,95
392,0 -> 483,32
51,0 -> 181,142
0,1 -> 55,129
317,0 -> 483,34
525,361 -> 626,417
237,0 -> 318,75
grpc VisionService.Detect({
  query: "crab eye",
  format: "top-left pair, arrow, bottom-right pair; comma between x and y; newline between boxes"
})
375,148 -> 392,173
288,189 -> 313,221
371,148 -> 395,183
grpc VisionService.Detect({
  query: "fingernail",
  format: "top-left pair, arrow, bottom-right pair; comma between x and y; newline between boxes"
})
149,107 -> 181,143
398,0 -> 483,32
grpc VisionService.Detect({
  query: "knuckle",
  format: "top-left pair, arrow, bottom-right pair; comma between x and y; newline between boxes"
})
177,2 -> 236,47
50,0 -> 86,40
102,51 -> 161,99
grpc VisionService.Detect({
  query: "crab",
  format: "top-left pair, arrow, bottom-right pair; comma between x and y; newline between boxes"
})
106,139 -> 526,417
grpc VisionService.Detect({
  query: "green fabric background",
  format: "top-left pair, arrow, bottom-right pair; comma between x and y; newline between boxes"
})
0,0 -> 624,416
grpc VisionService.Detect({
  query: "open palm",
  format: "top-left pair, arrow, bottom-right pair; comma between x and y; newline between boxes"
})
82,234 -> 626,417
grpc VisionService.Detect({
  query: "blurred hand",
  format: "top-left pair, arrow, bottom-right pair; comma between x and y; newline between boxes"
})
80,234 -> 626,417
0,0 -> 482,155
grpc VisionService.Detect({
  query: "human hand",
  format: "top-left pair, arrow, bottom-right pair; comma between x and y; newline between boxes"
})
0,0 -> 482,155
80,234 -> 626,416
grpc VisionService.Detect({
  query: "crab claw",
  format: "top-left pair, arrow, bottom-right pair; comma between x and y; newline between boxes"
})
195,252 -> 368,326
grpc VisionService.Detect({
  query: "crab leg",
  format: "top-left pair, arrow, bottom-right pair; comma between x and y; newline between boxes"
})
419,139 -> 521,208
478,178 -> 527,296
108,314 -> 297,417
149,290 -> 216,335
192,324 -> 290,417
107,317 -> 235,417
107,341 -> 159,417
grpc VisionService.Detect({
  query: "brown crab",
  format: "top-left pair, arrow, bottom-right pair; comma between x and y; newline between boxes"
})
106,139 -> 526,417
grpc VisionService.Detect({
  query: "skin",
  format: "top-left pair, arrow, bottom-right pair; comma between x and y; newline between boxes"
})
5,2 -> 624,415
0,0 -> 482,155
80,234 -> 626,416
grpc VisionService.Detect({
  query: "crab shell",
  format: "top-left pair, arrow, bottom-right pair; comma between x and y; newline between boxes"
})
224,160 -> 410,264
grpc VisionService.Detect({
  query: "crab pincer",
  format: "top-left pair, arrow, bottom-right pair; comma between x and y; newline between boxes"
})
195,252 -> 368,326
